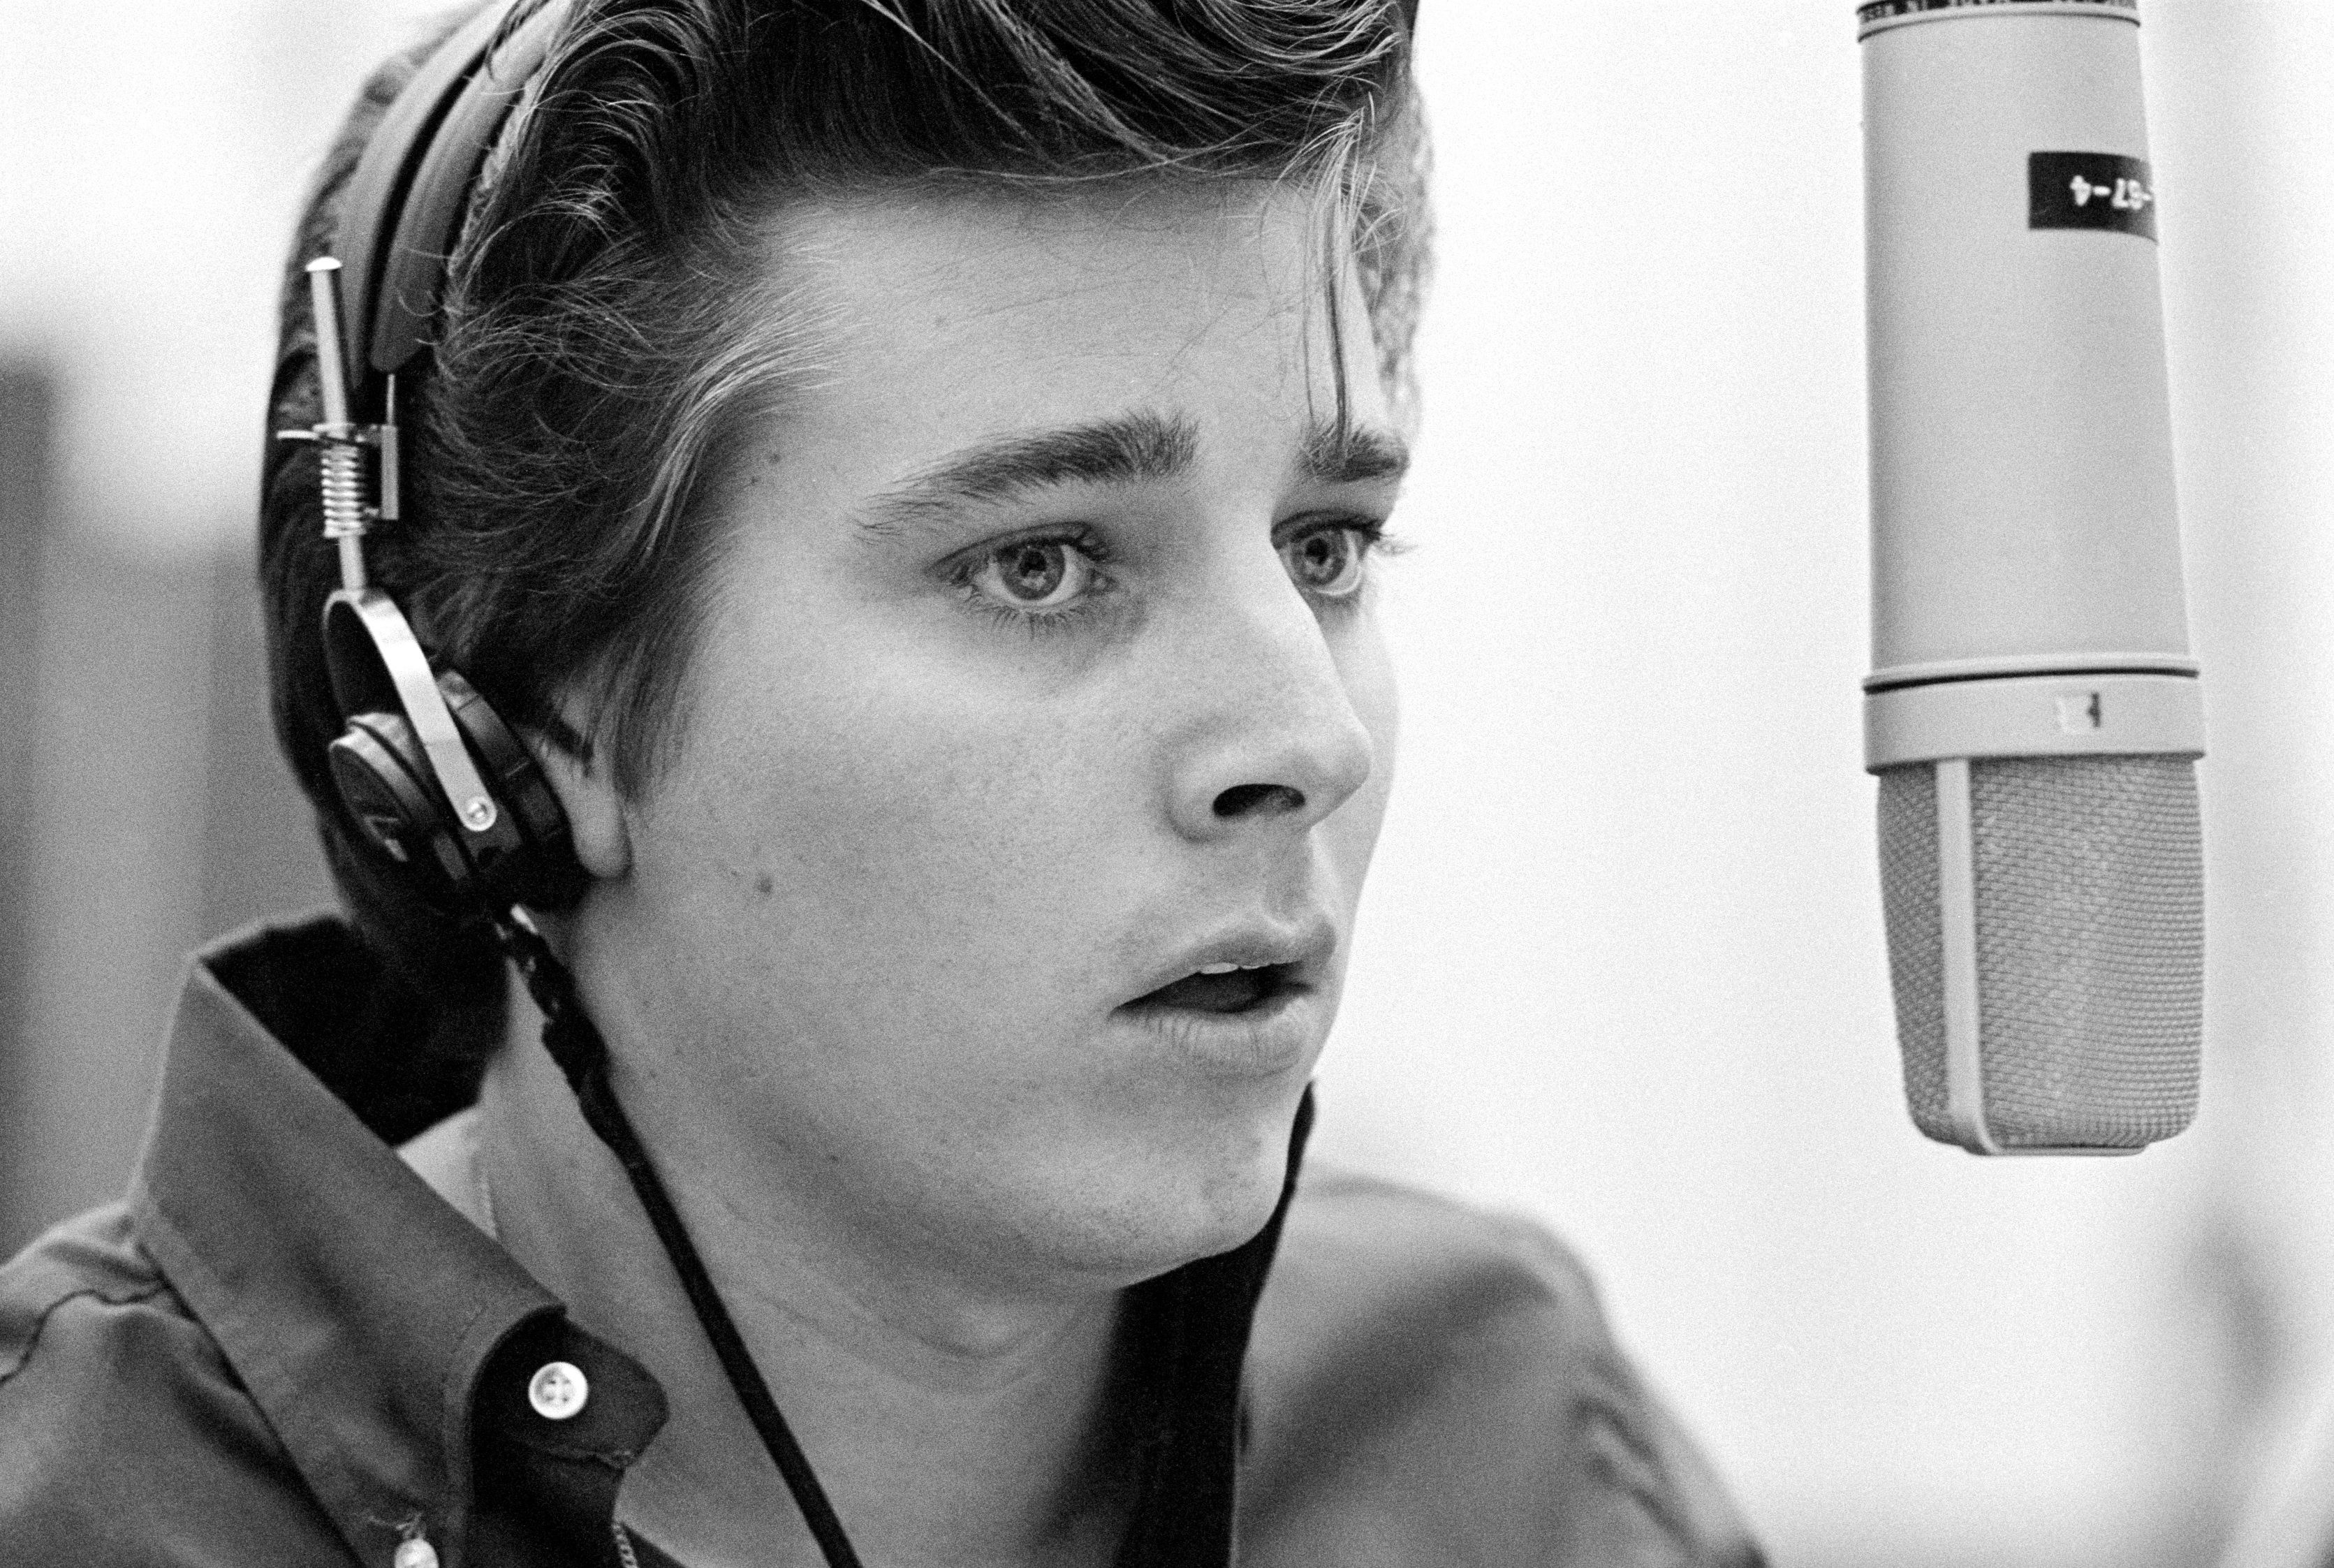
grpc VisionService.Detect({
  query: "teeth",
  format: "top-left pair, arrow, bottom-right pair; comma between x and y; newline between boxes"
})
1195,960 -> 1274,975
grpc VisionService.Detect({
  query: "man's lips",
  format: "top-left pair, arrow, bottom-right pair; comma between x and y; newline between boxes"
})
1117,920 -> 1337,1013
1126,963 -> 1296,1014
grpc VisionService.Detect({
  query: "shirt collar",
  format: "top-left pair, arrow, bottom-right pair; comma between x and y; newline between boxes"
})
126,913 -> 1303,1568
128,914 -> 665,1567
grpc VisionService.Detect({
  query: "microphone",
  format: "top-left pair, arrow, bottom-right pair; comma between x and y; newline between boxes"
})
1858,0 -> 2203,1155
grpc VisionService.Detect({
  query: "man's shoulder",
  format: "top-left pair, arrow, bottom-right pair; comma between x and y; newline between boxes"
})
1252,1165 -> 1629,1433
1,1201 -> 170,1353
1268,1164 -> 1611,1334
0,1204 -> 348,1564
1245,1166 -> 1761,1566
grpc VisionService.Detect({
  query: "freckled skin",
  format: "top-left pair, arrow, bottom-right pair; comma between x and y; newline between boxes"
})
543,184 -> 1402,1305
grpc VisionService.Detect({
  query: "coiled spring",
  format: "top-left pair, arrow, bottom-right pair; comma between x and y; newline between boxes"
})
318,437 -> 370,541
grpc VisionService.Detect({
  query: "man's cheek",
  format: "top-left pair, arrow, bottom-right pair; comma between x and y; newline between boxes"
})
786,749 -> 1135,955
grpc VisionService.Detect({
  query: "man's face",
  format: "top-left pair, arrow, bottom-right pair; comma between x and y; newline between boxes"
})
581,184 -> 1403,1295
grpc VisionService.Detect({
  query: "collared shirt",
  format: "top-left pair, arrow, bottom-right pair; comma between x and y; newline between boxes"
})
0,915 -> 1762,1566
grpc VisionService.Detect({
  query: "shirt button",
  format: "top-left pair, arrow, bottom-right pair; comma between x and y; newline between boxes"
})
392,1539 -> 439,1568
528,1359 -> 590,1421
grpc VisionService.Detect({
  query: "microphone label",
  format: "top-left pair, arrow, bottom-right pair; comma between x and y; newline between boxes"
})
2029,152 -> 2157,241
2057,691 -> 2105,735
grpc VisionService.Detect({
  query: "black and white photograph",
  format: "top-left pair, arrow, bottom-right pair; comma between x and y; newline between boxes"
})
2,1 -> 2328,1564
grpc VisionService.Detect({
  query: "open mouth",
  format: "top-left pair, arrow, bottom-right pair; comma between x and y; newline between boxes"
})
1124,961 -> 1302,1016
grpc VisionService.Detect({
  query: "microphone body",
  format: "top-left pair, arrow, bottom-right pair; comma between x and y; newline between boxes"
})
1859,0 -> 2203,1155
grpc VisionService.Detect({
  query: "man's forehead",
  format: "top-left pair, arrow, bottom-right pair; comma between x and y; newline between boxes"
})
780,179 -> 1351,335
756,184 -> 1396,510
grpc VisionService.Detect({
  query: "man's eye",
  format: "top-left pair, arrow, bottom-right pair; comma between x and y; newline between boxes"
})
1279,525 -> 1370,599
969,538 -> 1094,610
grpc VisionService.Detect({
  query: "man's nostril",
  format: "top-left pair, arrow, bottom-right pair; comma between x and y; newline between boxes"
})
1212,783 -> 1305,819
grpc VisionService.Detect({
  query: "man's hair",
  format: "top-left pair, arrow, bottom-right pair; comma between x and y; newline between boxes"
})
259,0 -> 1430,1055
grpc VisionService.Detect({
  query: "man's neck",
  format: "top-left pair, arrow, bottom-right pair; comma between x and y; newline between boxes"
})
474,980 -> 1134,1568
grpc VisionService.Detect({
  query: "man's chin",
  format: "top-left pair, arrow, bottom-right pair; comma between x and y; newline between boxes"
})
1025,1132 -> 1298,1289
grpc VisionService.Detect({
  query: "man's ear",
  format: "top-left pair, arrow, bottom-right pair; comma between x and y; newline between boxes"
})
527,717 -> 632,881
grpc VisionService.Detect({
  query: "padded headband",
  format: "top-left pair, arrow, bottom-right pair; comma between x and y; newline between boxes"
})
333,0 -> 568,400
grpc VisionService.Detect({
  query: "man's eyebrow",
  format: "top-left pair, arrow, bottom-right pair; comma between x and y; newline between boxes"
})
1299,416 -> 1410,487
858,411 -> 1198,538
855,407 -> 1409,541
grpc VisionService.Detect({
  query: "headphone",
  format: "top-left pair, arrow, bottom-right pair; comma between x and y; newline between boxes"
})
281,0 -> 578,922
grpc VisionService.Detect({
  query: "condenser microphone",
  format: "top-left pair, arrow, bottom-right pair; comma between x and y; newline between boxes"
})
1858,0 -> 2203,1155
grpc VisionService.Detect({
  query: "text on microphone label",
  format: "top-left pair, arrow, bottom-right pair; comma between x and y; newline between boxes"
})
2028,152 -> 2157,242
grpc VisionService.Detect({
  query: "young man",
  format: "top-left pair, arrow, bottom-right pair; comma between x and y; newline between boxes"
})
0,3 -> 1761,1563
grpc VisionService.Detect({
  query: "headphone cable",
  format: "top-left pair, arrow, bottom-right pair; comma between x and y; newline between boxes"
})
494,912 -> 867,1568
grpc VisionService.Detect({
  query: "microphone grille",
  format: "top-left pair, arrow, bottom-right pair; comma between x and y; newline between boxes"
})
1877,754 -> 2202,1150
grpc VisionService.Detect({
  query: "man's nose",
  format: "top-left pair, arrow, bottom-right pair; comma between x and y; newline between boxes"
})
1161,554 -> 1377,844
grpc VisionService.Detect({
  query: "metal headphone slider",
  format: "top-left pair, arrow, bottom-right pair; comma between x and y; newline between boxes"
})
276,418 -> 399,497
275,258 -> 401,594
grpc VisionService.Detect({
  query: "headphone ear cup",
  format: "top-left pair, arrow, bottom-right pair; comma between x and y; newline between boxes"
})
437,669 -> 589,911
328,672 -> 588,916
328,710 -> 474,898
